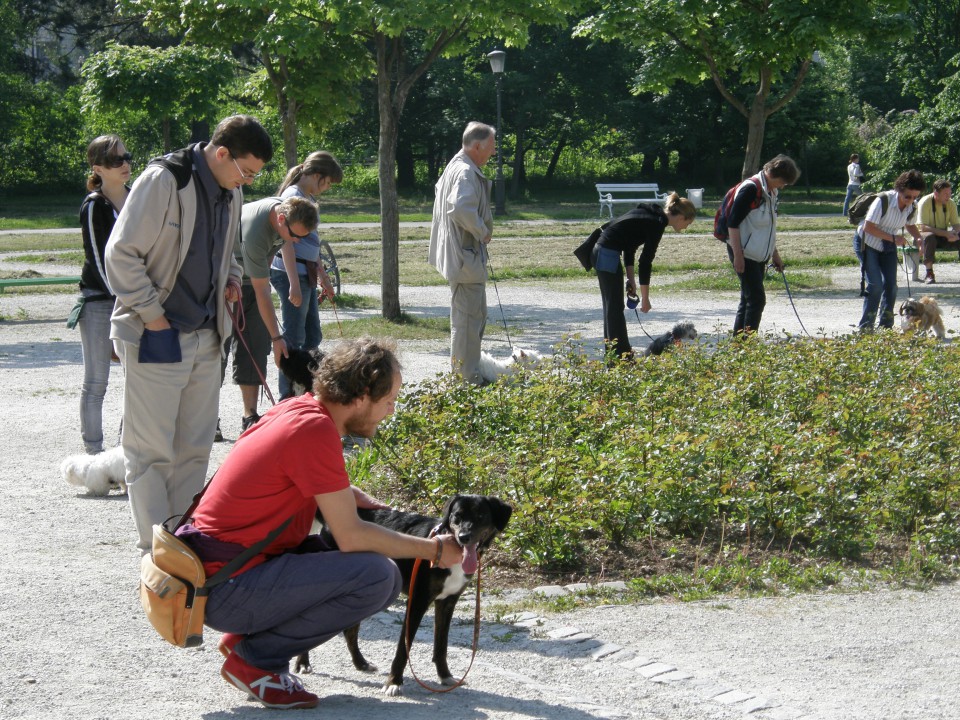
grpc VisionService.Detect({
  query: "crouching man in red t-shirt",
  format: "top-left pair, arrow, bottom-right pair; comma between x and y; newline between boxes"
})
184,337 -> 463,710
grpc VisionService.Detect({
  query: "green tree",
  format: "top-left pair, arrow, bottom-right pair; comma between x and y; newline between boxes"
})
314,1 -> 578,320
121,0 -> 371,167
80,43 -> 234,152
577,0 -> 909,178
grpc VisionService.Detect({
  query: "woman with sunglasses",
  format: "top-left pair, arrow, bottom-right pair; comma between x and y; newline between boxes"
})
270,151 -> 343,398
856,170 -> 925,332
74,135 -> 131,454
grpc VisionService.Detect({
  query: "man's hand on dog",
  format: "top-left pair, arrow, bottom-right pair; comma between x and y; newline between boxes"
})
351,486 -> 390,510
433,534 -> 464,569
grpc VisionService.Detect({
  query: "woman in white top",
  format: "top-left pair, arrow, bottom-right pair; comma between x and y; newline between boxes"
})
856,170 -> 924,331
843,153 -> 865,216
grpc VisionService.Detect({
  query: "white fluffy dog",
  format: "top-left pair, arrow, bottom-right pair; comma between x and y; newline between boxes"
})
478,347 -> 543,384
60,446 -> 127,496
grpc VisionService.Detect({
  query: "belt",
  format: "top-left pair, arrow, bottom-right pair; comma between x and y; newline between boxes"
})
275,252 -> 309,265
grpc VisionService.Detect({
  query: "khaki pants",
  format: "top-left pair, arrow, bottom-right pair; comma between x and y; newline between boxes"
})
117,328 -> 222,551
450,282 -> 487,385
919,232 -> 960,264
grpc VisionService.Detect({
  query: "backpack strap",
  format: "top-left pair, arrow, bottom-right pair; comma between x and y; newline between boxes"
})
169,473 -> 296,591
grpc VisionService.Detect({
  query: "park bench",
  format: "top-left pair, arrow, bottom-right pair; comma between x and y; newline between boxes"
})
596,183 -> 667,218
0,276 -> 80,293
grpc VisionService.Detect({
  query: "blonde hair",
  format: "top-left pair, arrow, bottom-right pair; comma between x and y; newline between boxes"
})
278,151 -> 343,195
664,192 -> 697,221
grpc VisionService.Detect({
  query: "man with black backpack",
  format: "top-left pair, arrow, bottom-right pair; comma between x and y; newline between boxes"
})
853,170 -> 925,332
105,115 -> 274,553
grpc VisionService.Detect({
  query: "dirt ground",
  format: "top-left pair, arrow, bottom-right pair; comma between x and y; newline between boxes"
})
1,256 -> 958,720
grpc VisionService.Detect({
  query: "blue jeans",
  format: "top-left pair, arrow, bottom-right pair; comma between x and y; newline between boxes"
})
843,183 -> 862,216
204,549 -> 401,672
726,244 -> 767,334
270,269 -> 321,397
77,298 -> 115,453
858,246 -> 898,330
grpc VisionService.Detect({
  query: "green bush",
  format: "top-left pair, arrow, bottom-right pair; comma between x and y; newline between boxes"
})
354,333 -> 960,572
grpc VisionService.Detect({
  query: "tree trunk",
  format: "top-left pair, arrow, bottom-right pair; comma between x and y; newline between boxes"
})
377,41 -> 402,321
741,89 -> 770,179
281,100 -> 298,169
544,136 -> 567,181
396,142 -> 416,191
509,125 -> 524,200
162,118 -> 171,153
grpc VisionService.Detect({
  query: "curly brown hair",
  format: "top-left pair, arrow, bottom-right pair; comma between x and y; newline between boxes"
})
314,337 -> 402,404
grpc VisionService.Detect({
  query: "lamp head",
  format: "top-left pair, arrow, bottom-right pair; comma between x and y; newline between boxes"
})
487,49 -> 506,74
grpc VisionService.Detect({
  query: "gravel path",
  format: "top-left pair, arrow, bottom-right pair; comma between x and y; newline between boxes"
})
1,261 -> 958,720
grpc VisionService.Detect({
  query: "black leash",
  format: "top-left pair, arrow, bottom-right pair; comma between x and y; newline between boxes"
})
769,266 -> 813,338
626,289 -> 655,340
483,245 -> 513,350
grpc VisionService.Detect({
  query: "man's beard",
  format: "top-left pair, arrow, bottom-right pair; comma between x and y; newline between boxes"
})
343,406 -> 378,439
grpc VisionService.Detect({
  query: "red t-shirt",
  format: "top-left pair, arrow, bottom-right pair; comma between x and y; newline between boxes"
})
192,394 -> 350,576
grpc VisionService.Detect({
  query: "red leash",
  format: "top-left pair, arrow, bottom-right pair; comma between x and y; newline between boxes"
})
404,532 -> 482,693
227,298 -> 276,406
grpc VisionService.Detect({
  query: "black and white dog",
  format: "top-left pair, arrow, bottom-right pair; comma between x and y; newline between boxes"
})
295,494 -> 513,696
643,321 -> 698,357
278,347 -> 325,399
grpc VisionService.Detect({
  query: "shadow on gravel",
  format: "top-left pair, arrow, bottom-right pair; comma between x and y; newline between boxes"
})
0,340 -> 82,368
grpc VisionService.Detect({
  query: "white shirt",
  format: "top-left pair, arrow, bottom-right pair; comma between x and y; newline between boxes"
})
860,190 -> 915,253
847,162 -> 863,185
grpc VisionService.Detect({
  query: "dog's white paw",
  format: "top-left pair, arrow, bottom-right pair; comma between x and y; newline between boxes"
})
383,683 -> 403,697
439,675 -> 459,686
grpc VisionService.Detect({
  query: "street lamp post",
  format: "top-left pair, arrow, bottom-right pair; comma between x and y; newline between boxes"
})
487,49 -> 506,216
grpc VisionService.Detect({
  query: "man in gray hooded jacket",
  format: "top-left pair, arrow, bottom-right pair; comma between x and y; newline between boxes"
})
428,122 -> 495,384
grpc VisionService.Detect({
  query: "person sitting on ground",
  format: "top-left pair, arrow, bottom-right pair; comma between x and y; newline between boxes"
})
591,193 -> 697,360
232,195 -> 319,431
915,178 -> 960,284
180,337 -> 463,710
856,170 -> 924,332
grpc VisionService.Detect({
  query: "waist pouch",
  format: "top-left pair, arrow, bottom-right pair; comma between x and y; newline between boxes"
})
139,514 -> 293,649
139,328 -> 182,364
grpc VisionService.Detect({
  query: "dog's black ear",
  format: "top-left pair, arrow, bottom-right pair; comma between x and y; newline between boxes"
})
486,497 -> 513,531
441,495 -> 462,521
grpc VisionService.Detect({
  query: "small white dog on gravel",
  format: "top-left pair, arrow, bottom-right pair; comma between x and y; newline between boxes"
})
60,446 -> 127,496
478,347 -> 543,384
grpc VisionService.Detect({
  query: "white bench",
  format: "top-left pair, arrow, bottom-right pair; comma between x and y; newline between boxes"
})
596,183 -> 667,219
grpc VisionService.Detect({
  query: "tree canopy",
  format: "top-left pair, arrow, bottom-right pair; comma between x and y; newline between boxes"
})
577,0 -> 910,178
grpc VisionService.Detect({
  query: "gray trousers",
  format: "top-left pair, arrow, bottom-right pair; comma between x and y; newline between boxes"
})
450,281 -> 487,384
117,328 -> 222,551
77,298 -> 115,453
204,549 -> 402,672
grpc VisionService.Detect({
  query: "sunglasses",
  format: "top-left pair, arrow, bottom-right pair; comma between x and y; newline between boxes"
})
103,153 -> 132,169
287,225 -> 311,240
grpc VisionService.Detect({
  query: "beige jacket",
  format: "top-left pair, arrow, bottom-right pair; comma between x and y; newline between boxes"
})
428,150 -> 493,284
105,157 -> 243,348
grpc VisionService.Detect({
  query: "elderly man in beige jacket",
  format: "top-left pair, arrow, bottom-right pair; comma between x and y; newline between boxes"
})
428,122 -> 496,385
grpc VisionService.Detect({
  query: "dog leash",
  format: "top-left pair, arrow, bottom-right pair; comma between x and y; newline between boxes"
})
769,266 -> 813,338
227,298 -> 277,406
319,291 -> 344,338
483,244 -> 514,350
404,527 -> 482,693
626,287 -> 655,340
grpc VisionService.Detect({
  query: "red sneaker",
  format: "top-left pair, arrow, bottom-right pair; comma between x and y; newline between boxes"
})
221,651 -> 319,709
218,632 -> 244,658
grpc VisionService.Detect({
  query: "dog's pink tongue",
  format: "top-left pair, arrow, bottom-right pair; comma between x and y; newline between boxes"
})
461,543 -> 478,574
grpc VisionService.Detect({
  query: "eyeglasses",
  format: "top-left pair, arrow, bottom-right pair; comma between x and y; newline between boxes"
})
104,153 -> 132,168
287,225 -> 311,240
231,155 -> 262,181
